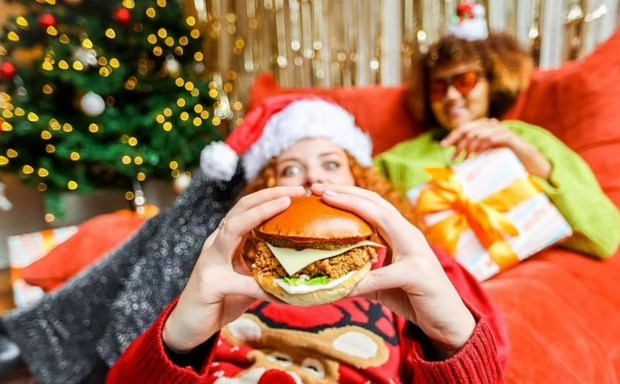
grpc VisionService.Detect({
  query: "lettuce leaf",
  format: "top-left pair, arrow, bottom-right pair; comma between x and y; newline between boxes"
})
282,276 -> 329,286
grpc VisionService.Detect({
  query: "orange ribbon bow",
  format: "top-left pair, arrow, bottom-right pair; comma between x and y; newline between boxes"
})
416,168 -> 542,270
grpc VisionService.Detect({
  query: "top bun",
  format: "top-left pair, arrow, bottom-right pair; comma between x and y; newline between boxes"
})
256,195 -> 373,245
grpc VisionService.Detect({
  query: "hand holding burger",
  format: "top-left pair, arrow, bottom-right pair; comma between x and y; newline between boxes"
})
162,186 -> 306,354
310,184 -> 477,357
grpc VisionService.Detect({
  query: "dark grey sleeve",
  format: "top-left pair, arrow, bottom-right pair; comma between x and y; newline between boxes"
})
1,169 -> 245,384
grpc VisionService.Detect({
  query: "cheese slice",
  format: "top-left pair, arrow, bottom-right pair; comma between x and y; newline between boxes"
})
266,240 -> 385,276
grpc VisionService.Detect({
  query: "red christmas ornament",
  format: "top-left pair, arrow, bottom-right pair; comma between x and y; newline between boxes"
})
0,62 -> 17,81
113,8 -> 132,25
39,13 -> 57,29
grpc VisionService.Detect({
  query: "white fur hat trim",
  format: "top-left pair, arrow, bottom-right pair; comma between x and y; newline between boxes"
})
242,99 -> 373,182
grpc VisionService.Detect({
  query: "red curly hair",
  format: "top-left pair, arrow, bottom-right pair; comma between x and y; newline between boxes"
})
242,152 -> 416,224
409,33 -> 534,128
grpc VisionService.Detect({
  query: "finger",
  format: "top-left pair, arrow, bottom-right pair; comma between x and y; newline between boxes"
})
226,186 -> 305,218
232,251 -> 253,277
452,134 -> 472,160
312,184 -> 399,214
210,274 -> 276,302
319,189 -> 422,251
468,134 -> 488,156
230,276 -> 288,305
441,125 -> 471,147
349,264 -> 411,296
212,196 -> 293,261
203,226 -> 221,249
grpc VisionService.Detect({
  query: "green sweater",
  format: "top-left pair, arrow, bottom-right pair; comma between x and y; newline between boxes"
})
374,120 -> 620,259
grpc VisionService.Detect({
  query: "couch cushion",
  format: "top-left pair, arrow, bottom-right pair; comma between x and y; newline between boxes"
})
21,210 -> 151,291
506,30 -> 620,207
248,74 -> 421,155
483,249 -> 620,383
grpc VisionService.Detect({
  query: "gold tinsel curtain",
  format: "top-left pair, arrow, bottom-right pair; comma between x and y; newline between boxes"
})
183,0 -> 620,125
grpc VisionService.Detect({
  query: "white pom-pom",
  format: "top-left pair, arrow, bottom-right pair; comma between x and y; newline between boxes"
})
200,142 -> 239,181
472,4 -> 486,17
447,18 -> 488,41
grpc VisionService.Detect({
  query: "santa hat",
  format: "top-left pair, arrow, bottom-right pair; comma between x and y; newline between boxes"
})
447,1 -> 488,41
200,94 -> 373,182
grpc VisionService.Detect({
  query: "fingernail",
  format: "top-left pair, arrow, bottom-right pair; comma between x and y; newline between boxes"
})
312,183 -> 325,189
277,196 -> 291,204
324,190 -> 338,198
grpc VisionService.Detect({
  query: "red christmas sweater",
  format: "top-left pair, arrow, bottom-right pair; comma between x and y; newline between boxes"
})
108,250 -> 508,383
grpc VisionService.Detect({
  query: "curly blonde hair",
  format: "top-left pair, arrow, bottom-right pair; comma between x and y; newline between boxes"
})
242,152 -> 416,224
409,33 -> 534,128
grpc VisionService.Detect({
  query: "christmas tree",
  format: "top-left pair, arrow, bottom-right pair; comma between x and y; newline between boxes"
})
0,0 -> 224,220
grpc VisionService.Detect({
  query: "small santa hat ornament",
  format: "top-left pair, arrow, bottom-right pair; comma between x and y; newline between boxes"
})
200,94 -> 373,182
447,1 -> 489,41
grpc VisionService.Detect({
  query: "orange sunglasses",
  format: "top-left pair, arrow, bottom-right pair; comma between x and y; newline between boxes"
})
429,71 -> 481,101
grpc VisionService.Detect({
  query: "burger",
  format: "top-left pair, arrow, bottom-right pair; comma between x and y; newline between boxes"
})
251,195 -> 384,306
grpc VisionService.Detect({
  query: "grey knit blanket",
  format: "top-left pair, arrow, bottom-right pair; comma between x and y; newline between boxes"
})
1,170 -> 244,383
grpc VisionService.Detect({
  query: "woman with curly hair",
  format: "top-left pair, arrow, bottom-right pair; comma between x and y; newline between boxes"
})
108,95 -> 507,383
375,32 -> 620,259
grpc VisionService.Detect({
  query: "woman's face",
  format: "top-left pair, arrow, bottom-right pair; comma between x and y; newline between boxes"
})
429,61 -> 490,131
274,138 -> 355,188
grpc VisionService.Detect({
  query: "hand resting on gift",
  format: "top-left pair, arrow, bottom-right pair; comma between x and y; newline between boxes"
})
440,117 -> 552,181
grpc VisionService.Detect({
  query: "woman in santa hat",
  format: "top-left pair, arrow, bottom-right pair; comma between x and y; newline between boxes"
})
107,95 -> 506,383
1,94 -> 507,383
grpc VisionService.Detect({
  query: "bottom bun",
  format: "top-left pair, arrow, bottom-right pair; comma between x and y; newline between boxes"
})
254,263 -> 371,306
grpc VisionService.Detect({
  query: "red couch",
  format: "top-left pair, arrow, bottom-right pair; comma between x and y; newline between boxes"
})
33,30 -> 620,383
249,30 -> 620,383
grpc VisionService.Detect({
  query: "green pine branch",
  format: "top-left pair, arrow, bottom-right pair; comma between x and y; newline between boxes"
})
0,0 -> 224,219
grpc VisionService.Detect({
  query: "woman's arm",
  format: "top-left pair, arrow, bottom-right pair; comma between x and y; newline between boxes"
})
400,307 -> 504,384
107,299 -> 211,383
503,120 -> 620,258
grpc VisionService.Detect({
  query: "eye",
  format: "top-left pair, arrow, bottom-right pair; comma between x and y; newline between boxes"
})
322,160 -> 341,171
267,352 -> 292,368
301,358 -> 325,378
280,165 -> 302,178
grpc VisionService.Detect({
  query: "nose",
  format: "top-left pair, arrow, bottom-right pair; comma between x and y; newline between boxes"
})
303,166 -> 326,186
445,84 -> 462,100
258,369 -> 298,384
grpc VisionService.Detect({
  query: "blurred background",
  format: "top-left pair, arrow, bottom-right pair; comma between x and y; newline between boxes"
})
0,0 -> 619,268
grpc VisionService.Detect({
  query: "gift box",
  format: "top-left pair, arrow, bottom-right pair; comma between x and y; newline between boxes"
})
7,226 -> 78,307
409,148 -> 573,281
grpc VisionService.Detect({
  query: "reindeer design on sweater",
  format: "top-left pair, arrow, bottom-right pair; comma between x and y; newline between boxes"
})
210,299 -> 403,383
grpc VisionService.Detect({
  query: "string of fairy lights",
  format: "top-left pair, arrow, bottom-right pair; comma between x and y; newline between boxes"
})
0,0 -> 228,222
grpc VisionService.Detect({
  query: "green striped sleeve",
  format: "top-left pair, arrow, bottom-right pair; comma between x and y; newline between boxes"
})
503,120 -> 620,258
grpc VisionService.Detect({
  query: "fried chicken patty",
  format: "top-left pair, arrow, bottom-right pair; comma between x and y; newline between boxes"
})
253,240 -> 377,280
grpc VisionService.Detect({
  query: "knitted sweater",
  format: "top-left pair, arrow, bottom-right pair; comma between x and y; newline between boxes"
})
108,250 -> 506,383
374,120 -> 620,258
